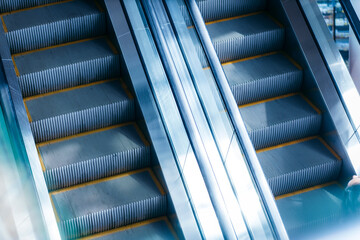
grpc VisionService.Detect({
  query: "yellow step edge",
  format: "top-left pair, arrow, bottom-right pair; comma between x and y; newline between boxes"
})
133,124 -> 150,147
79,217 -> 176,240
119,79 -> 134,100
281,51 -> 303,71
11,56 -> 20,77
1,15 -> 8,32
12,35 -> 107,58
275,181 -> 339,200
256,136 -> 341,162
93,0 -> 104,12
300,93 -> 322,114
49,167 -> 164,196
265,13 -> 284,28
238,92 -> 297,109
222,51 -> 278,66
23,78 -> 119,102
0,0 -> 75,17
256,136 -> 317,153
36,147 -> 46,172
36,122 -> 134,147
49,194 -> 61,223
23,101 -> 32,122
205,11 -> 264,26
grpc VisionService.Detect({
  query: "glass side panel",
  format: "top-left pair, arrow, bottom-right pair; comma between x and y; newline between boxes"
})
163,0 -> 277,239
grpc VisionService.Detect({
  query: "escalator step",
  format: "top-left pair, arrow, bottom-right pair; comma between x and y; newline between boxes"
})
38,123 -> 149,190
223,53 -> 303,104
88,217 -> 176,240
25,80 -> 134,142
239,94 -> 321,149
257,138 -> 341,196
51,169 -> 166,239
0,0 -> 62,13
197,0 -> 266,22
2,0 -> 105,53
207,13 -> 284,63
13,37 -> 120,97
276,183 -> 344,238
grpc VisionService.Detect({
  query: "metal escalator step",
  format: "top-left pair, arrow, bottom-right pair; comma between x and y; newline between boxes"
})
0,0 -> 61,13
223,53 -> 303,105
257,138 -> 341,196
197,0 -> 266,22
207,13 -> 284,63
2,0 -> 105,53
276,183 -> 344,238
239,94 -> 321,149
13,37 -> 120,97
51,169 -> 166,239
25,80 -> 134,142
89,217 -> 176,240
38,123 -> 148,190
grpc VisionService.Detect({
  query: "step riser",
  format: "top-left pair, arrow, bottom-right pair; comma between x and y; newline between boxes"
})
214,29 -> 284,63
269,161 -> 341,196
0,0 -> 61,13
19,56 -> 120,97
249,115 -> 322,149
232,71 -> 303,105
197,0 -> 266,22
31,100 -> 135,143
45,147 -> 150,191
6,14 -> 106,54
59,195 -> 167,239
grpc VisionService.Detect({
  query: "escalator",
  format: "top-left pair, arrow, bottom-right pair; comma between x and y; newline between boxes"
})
193,0 -> 352,238
0,0 -> 177,239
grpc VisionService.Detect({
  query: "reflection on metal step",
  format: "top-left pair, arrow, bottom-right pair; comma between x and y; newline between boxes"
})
80,217 -> 177,240
196,0 -> 266,22
25,79 -> 134,142
37,123 -> 149,190
2,0 -> 105,53
51,169 -> 166,239
239,94 -> 321,149
206,13 -> 284,62
257,137 -> 341,196
12,37 -> 120,97
222,52 -> 303,105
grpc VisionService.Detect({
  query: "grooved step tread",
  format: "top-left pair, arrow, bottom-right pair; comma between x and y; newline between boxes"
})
224,53 -> 301,87
51,170 -> 164,222
239,94 -> 319,132
13,37 -> 116,75
2,0 -> 101,32
38,123 -> 147,170
26,80 -> 129,122
276,183 -> 346,238
87,218 -> 176,240
258,138 -> 340,179
207,13 -> 282,43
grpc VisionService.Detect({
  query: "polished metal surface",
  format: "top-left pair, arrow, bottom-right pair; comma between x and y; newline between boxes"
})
296,0 -> 360,176
121,0 -> 221,238
185,0 -> 289,239
0,19 -> 60,240
105,0 -> 202,239
340,0 -> 360,44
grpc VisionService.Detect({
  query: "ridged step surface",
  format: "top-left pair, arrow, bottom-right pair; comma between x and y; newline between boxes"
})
38,123 -> 148,190
51,169 -> 166,239
276,183 -> 347,239
26,80 -> 134,142
197,0 -> 266,22
91,218 -> 176,240
257,138 -> 341,196
239,94 -> 321,149
13,37 -> 120,97
207,13 -> 284,63
2,0 -> 105,53
0,0 -> 61,13
223,53 -> 303,105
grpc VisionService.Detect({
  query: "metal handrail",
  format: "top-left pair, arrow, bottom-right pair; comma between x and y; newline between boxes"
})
185,0 -> 289,239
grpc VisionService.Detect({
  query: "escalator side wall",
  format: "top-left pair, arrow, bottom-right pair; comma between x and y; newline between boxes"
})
267,0 -> 355,185
103,1 -> 201,238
